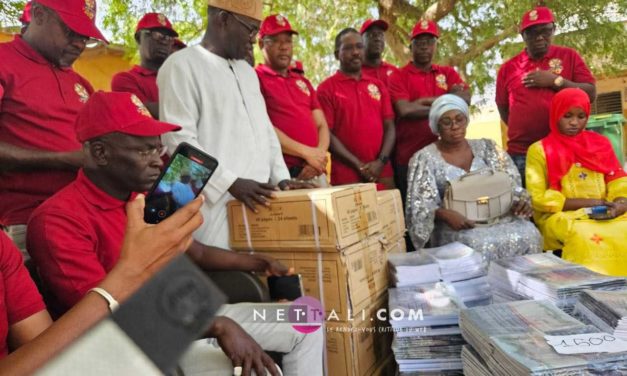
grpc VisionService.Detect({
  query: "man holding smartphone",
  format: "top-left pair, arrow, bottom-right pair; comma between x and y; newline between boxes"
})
28,91 -> 322,376
158,0 -> 312,252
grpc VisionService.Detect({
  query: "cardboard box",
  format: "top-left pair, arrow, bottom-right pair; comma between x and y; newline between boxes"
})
228,184 -> 381,252
376,190 -> 406,243
246,235 -> 388,317
325,296 -> 393,376
383,235 -> 406,254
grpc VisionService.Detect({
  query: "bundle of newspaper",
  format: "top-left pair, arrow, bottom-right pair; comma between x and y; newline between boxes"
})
389,242 -> 491,306
488,253 -> 626,312
460,300 -> 627,375
574,289 -> 627,340
388,283 -> 466,374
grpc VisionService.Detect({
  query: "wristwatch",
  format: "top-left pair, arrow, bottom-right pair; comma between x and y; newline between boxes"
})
378,155 -> 389,164
553,75 -> 565,88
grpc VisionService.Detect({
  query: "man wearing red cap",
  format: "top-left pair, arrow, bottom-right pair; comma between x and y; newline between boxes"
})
389,19 -> 470,202
28,91 -> 315,376
318,28 -> 396,189
0,0 -> 107,256
111,13 -> 178,119
256,14 -> 330,184
496,6 -> 596,182
159,2 -> 311,250
360,19 -> 398,89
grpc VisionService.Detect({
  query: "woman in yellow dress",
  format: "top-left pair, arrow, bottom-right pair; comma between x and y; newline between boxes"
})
526,88 -> 627,276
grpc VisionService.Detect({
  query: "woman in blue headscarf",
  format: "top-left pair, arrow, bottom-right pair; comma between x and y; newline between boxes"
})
406,94 -> 542,261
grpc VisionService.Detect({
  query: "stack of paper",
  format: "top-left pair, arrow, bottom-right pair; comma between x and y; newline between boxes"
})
575,289 -> 627,340
388,283 -> 466,374
488,253 -> 626,312
389,242 -> 491,306
460,300 -> 627,375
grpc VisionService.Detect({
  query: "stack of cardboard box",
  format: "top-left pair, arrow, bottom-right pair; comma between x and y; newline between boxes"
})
227,184 -> 406,375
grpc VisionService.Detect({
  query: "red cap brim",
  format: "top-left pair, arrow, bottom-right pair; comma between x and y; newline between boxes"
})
119,118 -> 181,138
260,27 -> 298,39
56,10 -> 108,43
361,19 -> 388,34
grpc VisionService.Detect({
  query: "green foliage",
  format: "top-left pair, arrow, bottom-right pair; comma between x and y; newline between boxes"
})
3,0 -> 625,97
0,0 -> 25,29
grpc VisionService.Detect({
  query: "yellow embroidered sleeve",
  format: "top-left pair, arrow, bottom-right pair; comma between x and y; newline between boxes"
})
526,142 -> 566,213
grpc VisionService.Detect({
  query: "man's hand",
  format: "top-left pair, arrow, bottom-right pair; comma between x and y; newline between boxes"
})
449,84 -> 466,94
278,179 -> 317,190
440,209 -> 475,231
210,317 -> 279,376
297,164 -> 322,181
418,97 -> 437,107
109,194 -> 204,296
254,254 -> 292,276
228,178 -> 278,213
522,70 -> 557,88
360,160 -> 384,182
300,146 -> 327,173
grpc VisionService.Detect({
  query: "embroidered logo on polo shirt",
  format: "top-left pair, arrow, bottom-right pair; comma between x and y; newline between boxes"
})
420,20 -> 429,30
295,80 -> 310,96
435,74 -> 448,91
387,69 -> 393,76
74,83 -> 89,103
84,0 -> 96,20
276,15 -> 286,27
529,10 -> 538,21
157,14 -> 167,26
367,83 -> 381,101
549,58 -> 563,75
131,95 -> 152,117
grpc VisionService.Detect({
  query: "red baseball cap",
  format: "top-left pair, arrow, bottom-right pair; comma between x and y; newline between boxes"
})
520,7 -> 554,32
19,2 -> 32,25
75,91 -> 181,142
411,19 -> 439,39
360,19 -> 388,34
135,12 -> 178,37
259,14 -> 298,39
172,38 -> 187,50
36,0 -> 107,42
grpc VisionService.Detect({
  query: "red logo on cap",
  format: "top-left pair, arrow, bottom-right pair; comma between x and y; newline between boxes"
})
131,95 -> 152,117
84,0 -> 96,20
157,14 -> 167,26
529,10 -> 538,21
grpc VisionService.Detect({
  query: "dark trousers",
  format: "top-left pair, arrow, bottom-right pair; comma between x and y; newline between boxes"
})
509,153 -> 527,187
393,164 -> 416,252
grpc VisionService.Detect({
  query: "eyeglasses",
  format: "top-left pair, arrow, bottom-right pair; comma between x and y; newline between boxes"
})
100,140 -> 165,159
523,26 -> 554,40
262,36 -> 294,47
412,37 -> 436,48
142,29 -> 175,43
438,115 -> 468,129
229,12 -> 259,37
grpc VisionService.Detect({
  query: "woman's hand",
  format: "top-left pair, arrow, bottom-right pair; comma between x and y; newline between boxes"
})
511,198 -> 534,218
606,201 -> 627,219
437,208 -> 475,231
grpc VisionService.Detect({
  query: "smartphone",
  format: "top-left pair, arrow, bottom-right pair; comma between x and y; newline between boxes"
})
586,205 -> 612,220
144,142 -> 218,224
267,275 -> 304,302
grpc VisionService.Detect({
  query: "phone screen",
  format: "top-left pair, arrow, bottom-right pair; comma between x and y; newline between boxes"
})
144,144 -> 217,224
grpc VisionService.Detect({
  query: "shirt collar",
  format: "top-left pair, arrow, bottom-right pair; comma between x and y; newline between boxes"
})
523,45 -> 557,62
334,70 -> 365,82
11,35 -> 53,66
257,63 -> 297,78
132,65 -> 158,76
405,62 -> 440,74
74,170 -> 130,211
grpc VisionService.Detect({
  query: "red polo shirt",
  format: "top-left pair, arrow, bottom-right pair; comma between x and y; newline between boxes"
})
0,232 -> 46,358
317,71 -> 394,185
27,170 -> 128,315
389,63 -> 467,166
111,65 -> 159,104
255,64 -> 321,169
361,61 -> 398,89
496,45 -> 595,155
0,36 -> 93,226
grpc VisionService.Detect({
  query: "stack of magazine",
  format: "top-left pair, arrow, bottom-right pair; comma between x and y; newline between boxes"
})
488,253 -> 626,312
388,283 -> 466,374
389,242 -> 491,306
460,300 -> 627,375
574,289 -> 627,340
